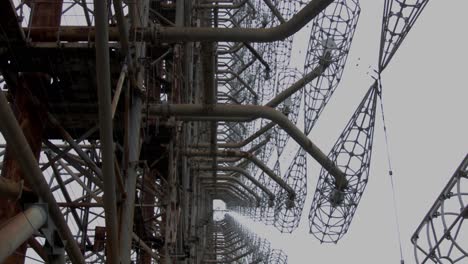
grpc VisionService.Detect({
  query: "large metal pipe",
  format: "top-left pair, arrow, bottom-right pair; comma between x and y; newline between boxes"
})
25,0 -> 333,43
150,104 -> 348,188
191,122 -> 274,149
155,0 -> 333,42
199,166 -> 274,202
210,189 -> 249,205
0,206 -> 47,263
265,54 -> 331,108
203,184 -> 258,205
0,92 -> 85,263
93,0 -> 119,262
186,149 -> 295,198
200,179 -> 261,205
209,190 -> 250,207
184,59 -> 330,123
211,173 -> 272,201
217,43 -> 244,55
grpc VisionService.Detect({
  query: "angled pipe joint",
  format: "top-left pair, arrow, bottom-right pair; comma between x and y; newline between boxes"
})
199,166 -> 275,205
266,53 -> 332,108
203,181 -> 260,205
26,0 -> 330,44
217,43 -> 244,55
205,185 -> 256,206
150,104 -> 348,189
199,177 -> 261,207
154,0 -> 334,42
211,190 -> 248,206
192,131 -> 271,150
185,148 -> 296,200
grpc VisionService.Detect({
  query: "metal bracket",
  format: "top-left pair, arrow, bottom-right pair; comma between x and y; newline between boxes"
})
27,202 -> 66,257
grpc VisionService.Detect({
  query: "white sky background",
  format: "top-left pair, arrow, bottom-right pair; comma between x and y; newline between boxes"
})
234,0 -> 468,263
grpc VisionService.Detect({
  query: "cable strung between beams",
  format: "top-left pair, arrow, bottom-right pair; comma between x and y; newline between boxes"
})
377,78 -> 405,264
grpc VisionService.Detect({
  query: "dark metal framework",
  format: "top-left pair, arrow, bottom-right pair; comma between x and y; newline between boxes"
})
0,0 -> 452,263
411,155 -> 468,264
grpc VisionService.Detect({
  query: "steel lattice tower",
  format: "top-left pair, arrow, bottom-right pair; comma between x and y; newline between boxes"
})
0,0 -> 462,264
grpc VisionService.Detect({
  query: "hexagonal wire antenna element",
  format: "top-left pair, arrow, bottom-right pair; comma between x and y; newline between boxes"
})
262,161 -> 282,225
379,0 -> 430,71
274,68 -> 303,156
308,82 -> 378,243
274,147 -> 308,233
303,0 -> 361,134
411,154 -> 468,263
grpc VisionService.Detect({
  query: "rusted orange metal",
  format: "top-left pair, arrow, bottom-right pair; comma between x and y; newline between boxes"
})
0,73 -> 49,263
0,2 -> 63,263
29,0 -> 63,27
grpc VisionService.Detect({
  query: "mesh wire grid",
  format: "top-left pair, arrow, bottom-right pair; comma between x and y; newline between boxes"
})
308,82 -> 378,243
303,0 -> 361,134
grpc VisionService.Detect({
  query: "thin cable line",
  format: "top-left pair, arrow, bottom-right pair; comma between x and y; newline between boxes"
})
377,77 -> 405,264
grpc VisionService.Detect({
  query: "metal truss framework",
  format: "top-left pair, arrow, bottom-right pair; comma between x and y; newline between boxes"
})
0,0 -> 453,263
411,155 -> 468,264
0,0 -> 343,262
202,214 -> 287,263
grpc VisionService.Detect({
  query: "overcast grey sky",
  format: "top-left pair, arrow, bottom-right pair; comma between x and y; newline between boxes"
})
235,0 -> 468,263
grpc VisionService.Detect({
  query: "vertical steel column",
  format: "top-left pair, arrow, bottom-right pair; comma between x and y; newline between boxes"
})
118,0 -> 148,262
119,90 -> 143,264
176,0 -> 193,262
93,0 -> 119,262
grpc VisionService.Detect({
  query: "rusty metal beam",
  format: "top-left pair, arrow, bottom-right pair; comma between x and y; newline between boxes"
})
0,86 -> 85,264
